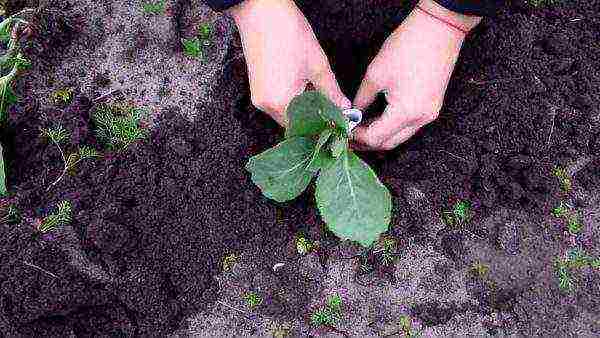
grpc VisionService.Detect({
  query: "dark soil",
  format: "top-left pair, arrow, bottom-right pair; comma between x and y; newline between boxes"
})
1,0 -> 599,336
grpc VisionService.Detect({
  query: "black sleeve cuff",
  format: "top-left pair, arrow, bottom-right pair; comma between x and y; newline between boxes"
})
433,0 -> 504,17
204,0 -> 246,12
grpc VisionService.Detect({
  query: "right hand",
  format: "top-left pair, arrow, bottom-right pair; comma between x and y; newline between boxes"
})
226,0 -> 351,126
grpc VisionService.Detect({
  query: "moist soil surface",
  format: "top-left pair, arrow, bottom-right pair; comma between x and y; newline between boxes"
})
1,0 -> 599,337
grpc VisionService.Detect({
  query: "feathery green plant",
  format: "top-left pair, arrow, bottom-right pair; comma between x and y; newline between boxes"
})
243,291 -> 262,309
311,293 -> 344,327
51,87 -> 73,105
296,236 -> 313,255
92,102 -> 150,152
41,126 -> 99,190
442,199 -> 472,227
552,165 -> 572,193
38,200 -> 72,233
142,0 -> 166,15
182,37 -> 202,59
222,253 -> 238,272
555,249 -> 600,292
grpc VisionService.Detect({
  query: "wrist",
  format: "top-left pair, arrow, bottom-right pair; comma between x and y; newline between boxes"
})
416,0 -> 482,34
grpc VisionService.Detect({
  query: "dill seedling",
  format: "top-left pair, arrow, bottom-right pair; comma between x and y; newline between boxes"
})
552,165 -> 572,193
38,200 -> 72,233
243,291 -> 262,309
222,253 -> 238,272
311,293 -> 344,327
296,236 -> 313,255
442,199 -> 472,227
41,126 -> 99,190
51,87 -> 73,105
182,37 -> 202,59
92,102 -> 150,152
142,0 -> 166,15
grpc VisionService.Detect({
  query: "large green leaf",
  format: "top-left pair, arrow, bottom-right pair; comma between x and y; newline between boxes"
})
0,74 -> 17,123
306,129 -> 333,172
330,133 -> 348,158
0,143 -> 6,196
246,137 -> 315,202
285,91 -> 349,138
315,150 -> 391,247
0,18 -> 13,43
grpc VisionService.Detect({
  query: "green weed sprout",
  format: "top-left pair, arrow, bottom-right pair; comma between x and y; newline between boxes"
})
182,37 -> 202,59
566,214 -> 582,235
142,0 -> 166,15
374,236 -> 397,266
243,291 -> 262,309
551,201 -> 569,218
399,314 -> 422,338
0,199 -> 20,224
551,202 -> 584,235
555,249 -> 600,292
442,199 -> 472,227
311,292 -> 344,327
296,236 -> 313,255
222,253 -> 238,272
38,200 -> 72,233
469,261 -> 490,278
41,126 -> 99,191
92,102 -> 150,152
198,22 -> 212,42
51,87 -> 73,105
552,165 -> 572,193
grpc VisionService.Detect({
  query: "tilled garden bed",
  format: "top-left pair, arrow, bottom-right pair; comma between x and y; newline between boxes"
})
1,0 -> 599,336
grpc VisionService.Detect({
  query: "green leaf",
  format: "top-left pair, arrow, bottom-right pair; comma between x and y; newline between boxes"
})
0,75 -> 17,122
285,91 -> 349,138
306,129 -> 333,172
0,18 -> 13,43
182,37 -> 202,59
0,143 -> 6,196
246,137 -> 316,202
316,150 -> 391,247
330,133 -> 348,158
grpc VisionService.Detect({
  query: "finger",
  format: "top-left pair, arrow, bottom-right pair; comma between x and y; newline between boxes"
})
311,64 -> 351,109
353,73 -> 381,111
351,105 -> 422,151
379,125 -> 420,150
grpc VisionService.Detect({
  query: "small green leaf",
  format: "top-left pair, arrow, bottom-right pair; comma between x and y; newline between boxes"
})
246,137 -> 315,202
330,134 -> 347,158
285,91 -> 349,138
306,129 -> 333,172
0,143 -> 6,196
182,37 -> 202,59
316,150 -> 391,247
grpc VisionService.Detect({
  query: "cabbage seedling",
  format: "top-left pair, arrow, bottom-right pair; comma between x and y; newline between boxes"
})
246,91 -> 391,247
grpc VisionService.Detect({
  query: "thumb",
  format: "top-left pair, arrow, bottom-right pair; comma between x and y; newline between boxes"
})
310,64 -> 352,109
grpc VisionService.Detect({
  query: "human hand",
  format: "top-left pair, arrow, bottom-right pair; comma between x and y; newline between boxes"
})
351,0 -> 482,151
226,0 -> 351,126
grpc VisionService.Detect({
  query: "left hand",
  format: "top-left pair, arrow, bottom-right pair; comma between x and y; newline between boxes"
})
351,0 -> 482,151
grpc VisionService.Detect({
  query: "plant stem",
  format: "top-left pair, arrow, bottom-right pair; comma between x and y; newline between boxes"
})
46,139 -> 69,191
22,260 -> 59,279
